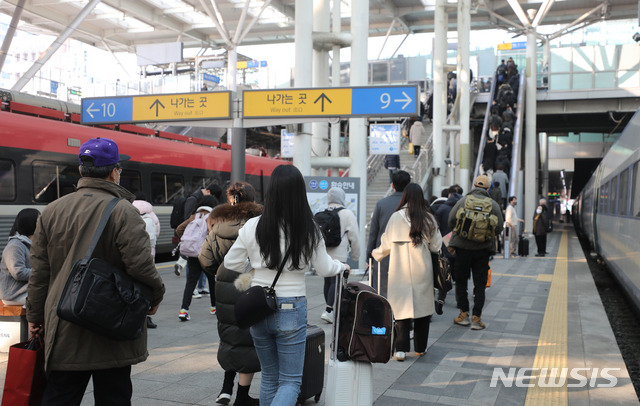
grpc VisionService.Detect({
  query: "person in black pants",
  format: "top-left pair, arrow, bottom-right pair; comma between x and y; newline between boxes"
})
533,201 -> 549,257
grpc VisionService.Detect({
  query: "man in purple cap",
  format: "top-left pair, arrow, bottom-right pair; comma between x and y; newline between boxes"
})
27,137 -> 166,405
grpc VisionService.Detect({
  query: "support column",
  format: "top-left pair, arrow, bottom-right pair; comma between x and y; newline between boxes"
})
0,0 -> 26,73
457,0 -> 470,193
540,131 -> 549,200
312,0 -> 331,175
349,0 -> 368,268
293,0 -> 313,175
330,0 -> 341,159
524,29 -> 538,236
432,0 -> 448,195
11,0 -> 102,91
228,48 -> 246,182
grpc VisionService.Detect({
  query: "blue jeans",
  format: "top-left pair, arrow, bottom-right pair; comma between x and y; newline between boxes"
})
250,296 -> 307,406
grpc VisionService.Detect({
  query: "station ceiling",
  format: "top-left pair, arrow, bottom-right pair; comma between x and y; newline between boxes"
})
1,0 -> 638,55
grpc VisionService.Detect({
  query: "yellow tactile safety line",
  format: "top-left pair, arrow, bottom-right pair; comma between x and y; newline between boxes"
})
524,231 -> 569,406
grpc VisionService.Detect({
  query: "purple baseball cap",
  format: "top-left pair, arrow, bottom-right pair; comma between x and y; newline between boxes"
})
78,137 -> 130,167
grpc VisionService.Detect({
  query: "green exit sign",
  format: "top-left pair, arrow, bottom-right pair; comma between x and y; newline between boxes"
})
70,89 -> 82,96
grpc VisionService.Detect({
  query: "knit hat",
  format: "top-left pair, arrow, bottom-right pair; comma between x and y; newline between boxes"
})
473,175 -> 491,189
327,187 -> 346,206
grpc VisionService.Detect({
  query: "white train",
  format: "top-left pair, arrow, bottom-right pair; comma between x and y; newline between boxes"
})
574,108 -> 640,312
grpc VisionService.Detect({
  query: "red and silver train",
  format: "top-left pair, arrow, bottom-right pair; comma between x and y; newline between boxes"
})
0,89 -> 285,255
573,107 -> 640,313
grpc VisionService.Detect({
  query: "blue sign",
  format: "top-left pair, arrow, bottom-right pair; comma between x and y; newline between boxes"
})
351,86 -> 418,116
309,180 -> 318,190
50,80 -> 58,95
319,180 -> 329,190
203,73 -> 220,84
81,97 -> 133,124
512,42 -> 526,50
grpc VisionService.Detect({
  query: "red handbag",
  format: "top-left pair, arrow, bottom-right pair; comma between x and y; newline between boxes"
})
1,335 -> 46,406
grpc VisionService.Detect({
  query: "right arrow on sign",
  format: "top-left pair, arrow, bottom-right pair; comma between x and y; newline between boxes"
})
149,99 -> 165,117
314,93 -> 332,112
394,91 -> 412,110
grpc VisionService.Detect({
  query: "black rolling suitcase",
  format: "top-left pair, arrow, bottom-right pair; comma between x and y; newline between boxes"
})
297,324 -> 324,405
519,235 -> 529,257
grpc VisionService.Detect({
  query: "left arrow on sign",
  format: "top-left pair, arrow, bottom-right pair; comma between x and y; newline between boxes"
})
86,102 -> 99,119
150,99 -> 165,117
394,91 -> 413,110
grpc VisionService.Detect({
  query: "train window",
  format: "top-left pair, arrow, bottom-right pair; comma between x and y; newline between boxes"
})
150,173 -> 184,205
32,161 -> 80,203
599,182 -> 608,214
610,177 -> 618,214
619,168 -> 629,216
190,177 -> 222,195
120,169 -> 141,195
0,160 -> 16,201
633,163 -> 640,217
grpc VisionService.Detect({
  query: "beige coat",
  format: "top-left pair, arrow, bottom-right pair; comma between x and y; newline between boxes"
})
372,208 -> 442,320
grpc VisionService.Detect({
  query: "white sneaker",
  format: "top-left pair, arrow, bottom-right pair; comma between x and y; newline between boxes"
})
321,311 -> 334,324
192,290 -> 202,299
394,351 -> 406,361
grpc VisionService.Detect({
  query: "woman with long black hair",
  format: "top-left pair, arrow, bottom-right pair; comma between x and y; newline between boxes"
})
372,183 -> 442,361
224,165 -> 349,406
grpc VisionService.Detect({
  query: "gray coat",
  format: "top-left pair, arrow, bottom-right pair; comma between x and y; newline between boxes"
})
0,234 -> 32,303
447,188 -> 504,253
366,192 -> 403,296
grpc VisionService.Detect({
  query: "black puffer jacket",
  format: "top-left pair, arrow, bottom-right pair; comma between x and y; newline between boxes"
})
198,202 -> 263,373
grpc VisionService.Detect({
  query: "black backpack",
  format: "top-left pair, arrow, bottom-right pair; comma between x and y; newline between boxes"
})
169,196 -> 187,229
314,207 -> 344,247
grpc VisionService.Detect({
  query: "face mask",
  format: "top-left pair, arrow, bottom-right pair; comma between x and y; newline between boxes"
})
536,209 -> 542,214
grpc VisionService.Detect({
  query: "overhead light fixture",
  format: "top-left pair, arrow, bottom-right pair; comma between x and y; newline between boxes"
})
506,0 -> 531,27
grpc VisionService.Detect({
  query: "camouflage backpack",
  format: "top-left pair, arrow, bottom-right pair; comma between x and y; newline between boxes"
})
453,195 -> 499,243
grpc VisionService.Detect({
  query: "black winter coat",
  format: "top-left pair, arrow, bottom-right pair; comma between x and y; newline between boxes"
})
198,202 -> 263,373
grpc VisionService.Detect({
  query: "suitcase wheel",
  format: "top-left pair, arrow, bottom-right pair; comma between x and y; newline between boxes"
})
314,393 -> 321,402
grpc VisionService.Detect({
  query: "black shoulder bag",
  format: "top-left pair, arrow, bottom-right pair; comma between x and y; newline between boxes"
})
57,197 -> 154,341
234,246 -> 292,329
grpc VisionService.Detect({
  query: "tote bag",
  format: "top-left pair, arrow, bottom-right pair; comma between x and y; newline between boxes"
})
1,335 -> 46,406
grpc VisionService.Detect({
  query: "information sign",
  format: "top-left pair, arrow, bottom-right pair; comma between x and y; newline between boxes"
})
81,92 -> 231,124
369,124 -> 401,155
281,129 -> 295,158
243,85 -> 418,118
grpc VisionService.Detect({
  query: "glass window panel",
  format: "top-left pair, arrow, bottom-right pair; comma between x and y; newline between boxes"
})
0,160 -> 16,201
633,163 -> 640,217
618,44 -> 640,70
572,46 -> 594,73
550,74 -> 571,90
32,161 -> 59,203
594,72 -> 615,89
572,73 -> 592,89
57,164 -> 80,198
610,177 -> 618,214
120,169 -> 141,195
550,48 -> 571,72
150,173 -> 184,205
594,46 -> 616,70
619,168 -> 629,216
390,58 -> 407,82
371,63 -> 388,83
618,70 -> 639,88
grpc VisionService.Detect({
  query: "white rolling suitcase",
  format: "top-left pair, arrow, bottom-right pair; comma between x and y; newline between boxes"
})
325,272 -> 373,406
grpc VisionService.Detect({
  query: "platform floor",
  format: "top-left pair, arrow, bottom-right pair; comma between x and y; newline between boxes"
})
0,224 -> 637,405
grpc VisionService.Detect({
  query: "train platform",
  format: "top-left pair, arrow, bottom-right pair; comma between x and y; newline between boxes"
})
0,223 -> 637,405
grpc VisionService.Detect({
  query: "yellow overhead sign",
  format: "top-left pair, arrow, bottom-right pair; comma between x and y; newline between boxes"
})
243,88 -> 352,118
131,92 -> 230,122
